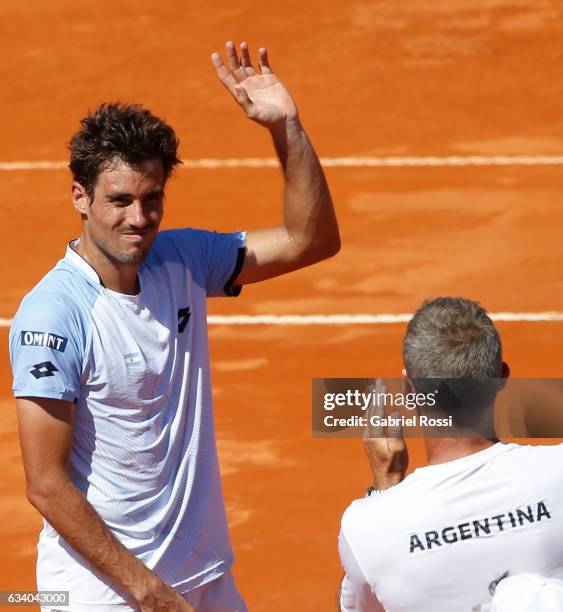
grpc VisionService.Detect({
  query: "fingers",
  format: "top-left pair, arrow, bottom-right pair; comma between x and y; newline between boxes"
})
225,40 -> 248,82
211,41 -> 272,84
365,378 -> 386,439
210,43 -> 257,118
239,41 -> 257,76
227,40 -> 260,81
258,47 -> 273,74
365,380 -> 407,440
210,51 -> 238,95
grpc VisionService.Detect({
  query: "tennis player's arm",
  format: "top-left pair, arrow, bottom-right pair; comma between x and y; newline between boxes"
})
211,42 -> 340,285
16,397 -> 193,612
236,118 -> 340,285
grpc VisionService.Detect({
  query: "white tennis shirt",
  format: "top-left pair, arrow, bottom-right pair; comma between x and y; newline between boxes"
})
339,442 -> 563,611
9,229 -> 246,607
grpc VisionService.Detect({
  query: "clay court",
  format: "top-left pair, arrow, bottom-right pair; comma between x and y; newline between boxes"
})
1,1 -> 563,610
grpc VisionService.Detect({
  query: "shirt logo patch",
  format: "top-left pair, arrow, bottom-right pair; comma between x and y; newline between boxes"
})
178,307 -> 191,333
21,330 -> 68,353
124,353 -> 143,368
30,361 -> 59,379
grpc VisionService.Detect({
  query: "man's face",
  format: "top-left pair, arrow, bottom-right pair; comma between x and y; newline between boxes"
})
80,157 -> 165,265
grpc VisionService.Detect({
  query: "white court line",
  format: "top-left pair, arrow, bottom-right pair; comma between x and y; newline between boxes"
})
1,312 -> 563,328
209,312 -> 563,324
2,155 -> 563,171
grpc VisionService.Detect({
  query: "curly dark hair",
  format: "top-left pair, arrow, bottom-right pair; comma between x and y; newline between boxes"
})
68,102 -> 182,200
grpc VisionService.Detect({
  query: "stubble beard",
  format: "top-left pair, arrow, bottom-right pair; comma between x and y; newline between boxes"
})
95,233 -> 156,266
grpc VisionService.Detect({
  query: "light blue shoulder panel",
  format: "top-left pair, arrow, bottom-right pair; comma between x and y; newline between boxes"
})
9,259 -> 100,402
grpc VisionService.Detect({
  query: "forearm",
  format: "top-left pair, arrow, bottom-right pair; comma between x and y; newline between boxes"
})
29,478 -> 161,605
270,118 -> 340,262
212,42 -> 340,285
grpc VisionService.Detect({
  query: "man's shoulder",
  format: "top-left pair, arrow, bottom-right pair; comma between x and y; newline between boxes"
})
12,259 -> 100,331
342,485 -> 413,532
152,228 -> 213,250
152,227 -> 244,254
340,488 -> 414,570
147,228 -> 245,297
9,259 -> 99,399
341,443 -> 563,535
501,441 -> 563,470
146,228 -> 212,267
141,229 -> 208,287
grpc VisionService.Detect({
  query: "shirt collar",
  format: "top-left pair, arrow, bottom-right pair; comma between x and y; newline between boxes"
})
409,442 -> 512,479
65,239 -> 103,285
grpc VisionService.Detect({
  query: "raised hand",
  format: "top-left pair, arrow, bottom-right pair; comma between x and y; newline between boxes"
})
363,379 -> 409,490
211,41 -> 298,128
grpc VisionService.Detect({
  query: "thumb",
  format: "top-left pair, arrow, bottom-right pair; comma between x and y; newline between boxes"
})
234,86 -> 254,116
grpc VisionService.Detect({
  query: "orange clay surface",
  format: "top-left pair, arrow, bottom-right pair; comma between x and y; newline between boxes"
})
1,1 -> 563,610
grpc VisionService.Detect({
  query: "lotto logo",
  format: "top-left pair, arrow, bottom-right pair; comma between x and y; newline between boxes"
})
30,361 -> 59,379
21,330 -> 68,352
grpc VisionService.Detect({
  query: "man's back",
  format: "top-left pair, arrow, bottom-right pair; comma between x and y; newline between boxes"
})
340,442 -> 563,611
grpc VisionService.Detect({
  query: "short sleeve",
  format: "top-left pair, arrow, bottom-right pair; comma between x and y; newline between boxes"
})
156,228 -> 246,298
339,530 -> 385,612
9,293 -> 91,402
204,230 -> 246,298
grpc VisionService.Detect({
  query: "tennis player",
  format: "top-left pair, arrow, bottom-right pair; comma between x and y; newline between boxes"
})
9,41 -> 339,612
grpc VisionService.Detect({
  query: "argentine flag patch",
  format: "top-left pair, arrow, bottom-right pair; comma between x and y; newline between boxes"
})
124,352 -> 143,368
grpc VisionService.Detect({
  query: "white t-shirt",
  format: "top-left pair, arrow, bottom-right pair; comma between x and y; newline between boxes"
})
9,229 -> 246,607
339,442 -> 563,612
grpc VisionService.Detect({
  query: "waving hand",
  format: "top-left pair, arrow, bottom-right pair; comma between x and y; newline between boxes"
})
211,41 -> 298,128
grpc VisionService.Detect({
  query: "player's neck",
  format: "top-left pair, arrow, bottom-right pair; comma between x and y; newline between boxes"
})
424,437 -> 500,466
75,236 -> 140,295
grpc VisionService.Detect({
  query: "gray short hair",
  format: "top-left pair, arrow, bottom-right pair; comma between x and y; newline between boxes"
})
403,297 -> 502,380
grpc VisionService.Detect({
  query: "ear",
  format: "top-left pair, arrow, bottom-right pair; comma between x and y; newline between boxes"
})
497,361 -> 510,391
401,369 -> 415,394
501,361 -> 510,379
72,182 -> 90,215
